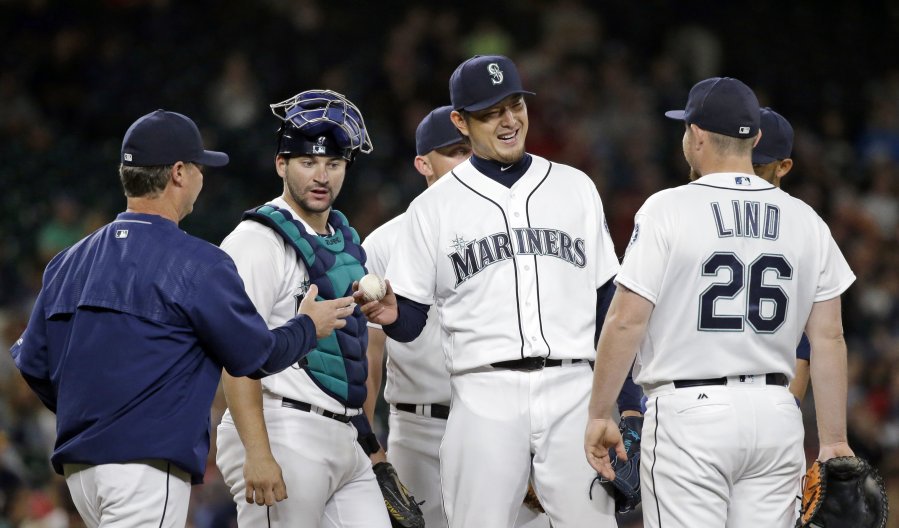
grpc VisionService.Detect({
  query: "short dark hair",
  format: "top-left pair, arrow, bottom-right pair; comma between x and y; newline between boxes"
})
119,164 -> 171,197
706,131 -> 755,157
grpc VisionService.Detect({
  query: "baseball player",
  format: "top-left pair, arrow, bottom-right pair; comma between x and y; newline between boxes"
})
750,107 -> 812,402
214,90 -> 391,527
10,110 -> 352,527
584,77 -> 856,527
363,105 -> 551,528
358,55 -> 642,528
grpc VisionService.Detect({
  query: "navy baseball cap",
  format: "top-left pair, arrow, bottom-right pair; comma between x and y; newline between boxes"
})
121,110 -> 229,167
752,107 -> 794,164
449,55 -> 535,112
415,106 -> 465,156
665,77 -> 760,139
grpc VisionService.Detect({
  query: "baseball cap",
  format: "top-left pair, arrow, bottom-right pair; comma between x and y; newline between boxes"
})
665,77 -> 760,139
415,106 -> 465,156
752,107 -> 794,164
121,110 -> 229,167
449,55 -> 535,112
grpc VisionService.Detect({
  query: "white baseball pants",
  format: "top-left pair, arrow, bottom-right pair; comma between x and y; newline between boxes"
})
64,460 -> 191,528
388,405 -> 550,528
216,402 -> 391,527
640,380 -> 804,528
439,364 -> 615,528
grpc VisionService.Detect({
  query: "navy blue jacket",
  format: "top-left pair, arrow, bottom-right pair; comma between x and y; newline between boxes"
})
11,212 -> 313,483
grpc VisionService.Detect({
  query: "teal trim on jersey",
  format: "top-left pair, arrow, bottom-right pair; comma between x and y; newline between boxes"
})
244,204 -> 368,406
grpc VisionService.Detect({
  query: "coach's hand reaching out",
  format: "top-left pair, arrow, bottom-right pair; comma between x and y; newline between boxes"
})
299,284 -> 356,338
353,279 -> 399,326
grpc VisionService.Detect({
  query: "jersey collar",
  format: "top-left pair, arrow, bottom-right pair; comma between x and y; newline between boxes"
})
689,172 -> 776,190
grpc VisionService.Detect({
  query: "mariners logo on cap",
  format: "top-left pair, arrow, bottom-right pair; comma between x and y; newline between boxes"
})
488,63 -> 503,85
312,136 -> 327,155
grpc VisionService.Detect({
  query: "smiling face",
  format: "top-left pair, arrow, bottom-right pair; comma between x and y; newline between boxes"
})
452,94 -> 528,164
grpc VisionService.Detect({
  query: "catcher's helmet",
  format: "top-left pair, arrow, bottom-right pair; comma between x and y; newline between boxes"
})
270,89 -> 373,163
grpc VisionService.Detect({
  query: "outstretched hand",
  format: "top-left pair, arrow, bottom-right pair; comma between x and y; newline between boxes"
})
353,278 -> 399,326
585,418 -> 626,480
298,284 -> 356,338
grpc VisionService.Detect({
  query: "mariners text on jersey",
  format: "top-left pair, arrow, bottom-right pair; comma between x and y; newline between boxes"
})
449,227 -> 587,285
711,200 -> 781,240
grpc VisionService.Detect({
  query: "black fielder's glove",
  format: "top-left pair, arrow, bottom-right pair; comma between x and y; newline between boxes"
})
373,461 -> 425,528
590,415 -> 642,513
797,455 -> 888,528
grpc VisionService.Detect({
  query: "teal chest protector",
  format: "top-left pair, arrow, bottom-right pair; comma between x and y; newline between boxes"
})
244,204 -> 368,408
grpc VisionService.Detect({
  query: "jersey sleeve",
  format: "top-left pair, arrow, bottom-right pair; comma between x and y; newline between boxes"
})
185,258 -> 278,377
386,201 -> 437,305
10,287 -> 56,411
362,228 -> 390,278
615,206 -> 668,305
814,219 -> 856,302
221,226 -> 286,322
361,226 -> 392,330
591,185 -> 620,286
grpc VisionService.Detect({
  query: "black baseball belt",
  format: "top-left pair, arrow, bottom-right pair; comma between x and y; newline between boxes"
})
281,397 -> 352,423
394,403 -> 450,420
490,357 -> 592,371
673,373 -> 788,388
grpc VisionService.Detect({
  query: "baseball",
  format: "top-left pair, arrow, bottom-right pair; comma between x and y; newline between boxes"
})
359,273 -> 387,302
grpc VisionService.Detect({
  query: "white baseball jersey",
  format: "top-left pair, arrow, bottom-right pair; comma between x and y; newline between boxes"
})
617,172 -> 855,385
219,196 -> 361,415
363,213 -> 450,405
386,155 -> 619,373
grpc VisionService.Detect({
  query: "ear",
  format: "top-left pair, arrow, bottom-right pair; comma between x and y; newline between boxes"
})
414,155 -> 434,179
450,110 -> 469,137
689,124 -> 704,149
275,155 -> 289,179
752,130 -> 762,148
776,158 -> 794,178
170,161 -> 187,187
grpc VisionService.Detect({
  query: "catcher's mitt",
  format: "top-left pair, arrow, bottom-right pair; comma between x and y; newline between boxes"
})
590,415 -> 642,513
373,461 -> 425,528
797,455 -> 888,528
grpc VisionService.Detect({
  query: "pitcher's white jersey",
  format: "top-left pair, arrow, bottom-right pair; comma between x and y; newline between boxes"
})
617,172 -> 855,385
386,155 -> 619,373
363,214 -> 451,405
220,196 -> 358,415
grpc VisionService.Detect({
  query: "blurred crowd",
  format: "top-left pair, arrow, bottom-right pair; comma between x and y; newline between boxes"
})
0,0 -> 897,526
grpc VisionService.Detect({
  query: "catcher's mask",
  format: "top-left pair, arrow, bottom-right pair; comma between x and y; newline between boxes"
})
270,89 -> 373,165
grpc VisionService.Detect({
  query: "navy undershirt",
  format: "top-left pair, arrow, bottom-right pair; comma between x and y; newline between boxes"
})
468,153 -> 533,188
